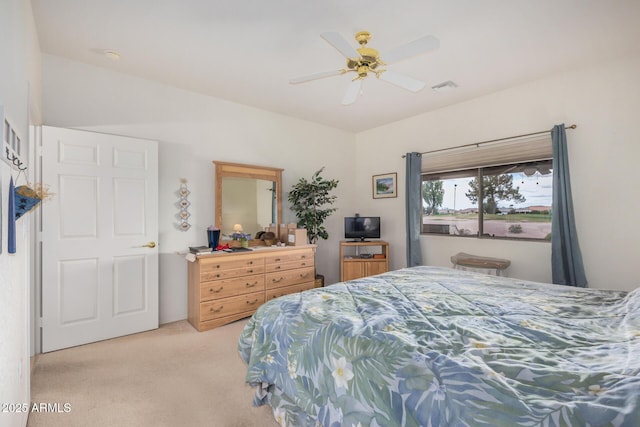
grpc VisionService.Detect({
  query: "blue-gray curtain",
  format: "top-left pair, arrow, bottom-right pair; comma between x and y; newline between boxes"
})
551,124 -> 587,287
405,152 -> 423,267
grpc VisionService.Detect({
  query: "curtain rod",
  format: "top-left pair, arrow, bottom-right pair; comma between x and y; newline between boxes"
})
402,124 -> 577,158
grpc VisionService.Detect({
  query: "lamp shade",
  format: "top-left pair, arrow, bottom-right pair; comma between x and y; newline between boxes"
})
233,224 -> 243,233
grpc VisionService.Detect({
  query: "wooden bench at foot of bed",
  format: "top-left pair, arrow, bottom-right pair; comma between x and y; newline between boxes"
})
450,252 -> 511,276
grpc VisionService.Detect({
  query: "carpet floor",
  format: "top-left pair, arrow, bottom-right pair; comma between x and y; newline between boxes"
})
27,319 -> 276,427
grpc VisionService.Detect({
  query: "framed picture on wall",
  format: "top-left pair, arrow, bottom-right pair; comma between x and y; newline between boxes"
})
372,172 -> 397,199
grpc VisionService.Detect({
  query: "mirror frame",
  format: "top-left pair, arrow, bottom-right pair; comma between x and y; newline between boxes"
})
213,161 -> 283,235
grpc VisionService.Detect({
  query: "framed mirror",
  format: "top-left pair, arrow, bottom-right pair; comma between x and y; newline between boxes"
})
214,161 -> 283,239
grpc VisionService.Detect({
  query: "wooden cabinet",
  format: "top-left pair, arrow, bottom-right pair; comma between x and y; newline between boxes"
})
340,240 -> 389,282
187,246 -> 315,331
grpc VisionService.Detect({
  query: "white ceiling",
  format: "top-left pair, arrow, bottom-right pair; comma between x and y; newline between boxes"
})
30,0 -> 640,133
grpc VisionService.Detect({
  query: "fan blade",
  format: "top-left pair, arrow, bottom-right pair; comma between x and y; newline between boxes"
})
289,69 -> 345,84
321,32 -> 359,59
342,79 -> 362,105
382,35 -> 440,64
378,70 -> 426,92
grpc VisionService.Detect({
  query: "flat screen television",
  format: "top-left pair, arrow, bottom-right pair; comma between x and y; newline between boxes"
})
344,216 -> 381,241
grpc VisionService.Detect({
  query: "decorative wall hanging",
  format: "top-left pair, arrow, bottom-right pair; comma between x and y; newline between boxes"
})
15,169 -> 52,214
177,178 -> 191,231
4,147 -> 27,172
14,184 -> 42,219
2,107 -> 27,173
372,172 -> 397,199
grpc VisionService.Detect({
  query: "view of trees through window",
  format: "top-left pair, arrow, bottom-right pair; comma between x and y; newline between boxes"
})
421,160 -> 553,240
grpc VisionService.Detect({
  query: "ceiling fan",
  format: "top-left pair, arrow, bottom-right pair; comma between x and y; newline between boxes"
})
290,31 -> 440,105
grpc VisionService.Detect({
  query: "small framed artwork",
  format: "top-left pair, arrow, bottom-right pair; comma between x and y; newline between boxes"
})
372,172 -> 397,199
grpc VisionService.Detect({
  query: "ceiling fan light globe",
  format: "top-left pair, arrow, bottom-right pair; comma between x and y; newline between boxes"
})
357,66 -> 369,78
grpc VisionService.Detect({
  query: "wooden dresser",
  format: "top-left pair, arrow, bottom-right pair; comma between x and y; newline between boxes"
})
187,245 -> 316,331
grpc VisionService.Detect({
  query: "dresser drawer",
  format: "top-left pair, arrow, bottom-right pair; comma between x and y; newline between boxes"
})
266,281 -> 315,301
201,265 -> 265,281
200,255 -> 265,281
266,258 -> 314,273
265,248 -> 314,272
200,254 -> 264,273
266,266 -> 315,290
200,291 -> 264,322
200,274 -> 264,301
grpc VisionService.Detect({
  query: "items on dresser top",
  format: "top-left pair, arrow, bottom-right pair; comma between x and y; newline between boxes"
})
189,245 -> 213,255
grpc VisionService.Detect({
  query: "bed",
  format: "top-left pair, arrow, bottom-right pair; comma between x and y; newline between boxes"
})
238,266 -> 640,427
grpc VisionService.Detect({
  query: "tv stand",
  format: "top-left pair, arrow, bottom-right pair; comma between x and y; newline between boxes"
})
340,240 -> 389,282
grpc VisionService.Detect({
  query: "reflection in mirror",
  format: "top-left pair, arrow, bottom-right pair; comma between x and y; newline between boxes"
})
214,161 -> 283,240
221,177 -> 276,237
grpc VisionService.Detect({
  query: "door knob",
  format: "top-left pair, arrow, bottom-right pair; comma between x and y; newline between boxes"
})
141,241 -> 156,248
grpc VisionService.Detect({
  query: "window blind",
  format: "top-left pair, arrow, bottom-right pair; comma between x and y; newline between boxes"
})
421,134 -> 552,174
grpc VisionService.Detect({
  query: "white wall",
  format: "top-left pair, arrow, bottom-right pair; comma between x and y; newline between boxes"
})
41,54 -> 357,324
0,0 -> 41,425
356,54 -> 640,291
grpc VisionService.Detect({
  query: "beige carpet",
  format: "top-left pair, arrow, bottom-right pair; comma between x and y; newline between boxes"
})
28,320 -> 277,427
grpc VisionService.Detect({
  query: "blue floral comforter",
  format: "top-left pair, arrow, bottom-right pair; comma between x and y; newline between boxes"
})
238,266 -> 640,427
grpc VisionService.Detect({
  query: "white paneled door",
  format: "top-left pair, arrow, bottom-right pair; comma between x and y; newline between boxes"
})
41,126 -> 158,352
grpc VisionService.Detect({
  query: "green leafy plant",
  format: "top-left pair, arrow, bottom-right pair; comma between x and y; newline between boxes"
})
288,167 -> 339,245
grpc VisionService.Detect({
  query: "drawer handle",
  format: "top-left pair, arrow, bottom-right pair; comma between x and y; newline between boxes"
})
300,273 -> 309,278
274,266 -> 281,270
301,255 -> 307,259
215,274 -> 221,278
246,298 -> 259,305
246,281 -> 258,288
275,258 -> 281,262
209,305 -> 224,313
209,286 -> 223,293
272,277 -> 284,283
247,269 -> 254,273
215,265 -> 221,269
248,261 -> 253,265
301,262 -> 306,266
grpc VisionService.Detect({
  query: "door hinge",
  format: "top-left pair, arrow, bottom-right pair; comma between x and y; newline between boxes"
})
37,317 -> 44,328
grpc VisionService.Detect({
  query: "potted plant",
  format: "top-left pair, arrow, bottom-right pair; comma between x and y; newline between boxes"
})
288,167 -> 339,286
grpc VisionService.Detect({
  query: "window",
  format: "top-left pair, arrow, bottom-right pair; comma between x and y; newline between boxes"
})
420,135 -> 553,240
